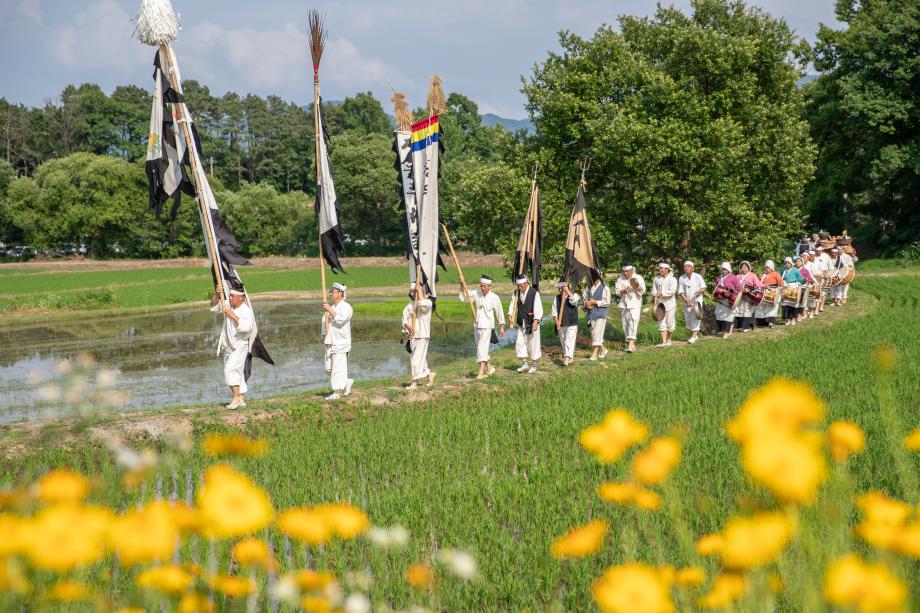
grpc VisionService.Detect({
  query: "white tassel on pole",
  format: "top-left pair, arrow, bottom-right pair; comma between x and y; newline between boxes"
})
135,0 -> 180,46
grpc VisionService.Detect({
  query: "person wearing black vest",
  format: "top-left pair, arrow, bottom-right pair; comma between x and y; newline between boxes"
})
551,280 -> 581,365
508,275 -> 543,374
584,276 -> 611,360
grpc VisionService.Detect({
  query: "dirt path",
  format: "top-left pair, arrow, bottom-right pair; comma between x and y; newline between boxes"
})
0,254 -> 503,273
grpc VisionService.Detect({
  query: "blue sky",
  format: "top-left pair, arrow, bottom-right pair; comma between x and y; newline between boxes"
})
0,0 -> 841,118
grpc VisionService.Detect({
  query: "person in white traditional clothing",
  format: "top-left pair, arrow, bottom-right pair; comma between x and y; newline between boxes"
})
402,284 -> 435,389
815,245 -> 832,312
651,262 -> 678,347
322,282 -> 354,400
210,287 -> 253,410
839,245 -> 855,304
459,275 -> 505,379
584,275 -> 611,360
678,261 -> 706,344
508,275 -> 543,374
828,247 -> 847,305
551,280 -> 580,365
614,264 -> 645,353
804,252 -> 821,318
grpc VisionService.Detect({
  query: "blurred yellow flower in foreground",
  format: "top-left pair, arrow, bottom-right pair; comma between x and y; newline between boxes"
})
301,595 -> 333,613
278,503 -> 369,546
177,592 -> 215,613
726,377 -> 825,443
0,514 -> 26,558
136,564 -> 193,596
287,569 -> 337,592
632,437 -> 682,485
675,566 -> 706,587
897,521 -> 920,558
598,482 -> 662,510
114,608 -> 146,613
855,491 -> 910,550
550,519 -> 608,559
741,432 -> 826,504
904,427 -> 920,451
108,501 -> 179,566
824,553 -> 907,613
719,512 -> 795,569
48,579 -> 90,602
406,562 -> 434,589
697,572 -> 747,609
35,469 -> 89,504
202,433 -> 268,457
197,465 -> 273,539
695,534 -> 724,556
592,563 -> 675,613
579,409 -> 649,463
232,537 -> 274,570
0,557 -> 31,594
207,574 -> 256,597
827,421 -> 865,462
23,505 -> 110,571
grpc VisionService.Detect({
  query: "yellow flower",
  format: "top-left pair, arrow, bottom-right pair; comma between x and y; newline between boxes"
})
726,378 -> 825,443
278,507 -> 331,545
197,465 -> 273,539
301,596 -> 333,613
23,505 -> 110,571
202,433 -> 268,457
406,563 -> 434,589
287,569 -> 337,592
597,482 -> 661,510
114,609 -> 146,613
896,522 -> 920,558
0,513 -> 26,558
108,501 -> 179,566
207,574 -> 256,597
824,553 -> 907,613
136,564 -> 194,595
675,566 -> 706,587
719,512 -> 795,569
855,491 -> 910,550
873,344 -> 896,372
48,579 -> 90,602
579,409 -> 649,463
632,437 -> 682,485
904,427 -> 920,451
697,572 -> 747,609
167,502 -> 200,533
232,537 -> 274,570
827,421 -> 865,462
592,563 -> 675,613
35,469 -> 89,504
315,502 -> 370,538
741,432 -> 827,504
695,534 -> 724,556
177,592 -> 215,613
550,519 -> 609,559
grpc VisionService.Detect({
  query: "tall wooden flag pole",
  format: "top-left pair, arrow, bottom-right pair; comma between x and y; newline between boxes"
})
442,224 -> 477,321
509,164 -> 540,328
309,11 -> 328,312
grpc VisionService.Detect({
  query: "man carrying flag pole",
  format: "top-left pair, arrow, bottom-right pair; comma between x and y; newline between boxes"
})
136,0 -> 272,409
508,166 -> 543,373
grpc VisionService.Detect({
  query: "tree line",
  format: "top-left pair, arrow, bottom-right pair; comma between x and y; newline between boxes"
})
0,0 -> 916,265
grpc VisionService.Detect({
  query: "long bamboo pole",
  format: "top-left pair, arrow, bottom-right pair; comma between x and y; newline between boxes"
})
314,74 -> 328,309
160,44 -> 227,315
441,224 -> 476,321
509,169 -> 538,328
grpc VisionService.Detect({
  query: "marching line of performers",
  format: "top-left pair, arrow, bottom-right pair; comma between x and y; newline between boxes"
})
209,242 -> 856,405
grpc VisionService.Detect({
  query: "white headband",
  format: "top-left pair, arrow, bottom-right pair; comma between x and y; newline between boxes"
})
229,289 -> 245,296
514,275 -> 528,284
622,265 -> 635,272
331,282 -> 347,292
556,280 -> 568,289
765,260 -> 775,270
658,262 -> 671,270
479,277 -> 493,285
683,260 -> 694,268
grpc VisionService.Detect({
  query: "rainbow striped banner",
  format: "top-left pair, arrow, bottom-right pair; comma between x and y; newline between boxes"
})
410,115 -> 440,152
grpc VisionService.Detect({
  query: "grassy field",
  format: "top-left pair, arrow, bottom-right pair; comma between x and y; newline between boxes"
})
0,264 -> 509,314
1,264 -> 919,611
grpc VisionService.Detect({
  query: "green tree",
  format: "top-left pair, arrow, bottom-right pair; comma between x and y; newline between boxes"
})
219,183 -> 310,257
523,0 -> 816,269
338,92 -> 392,135
805,0 -> 920,248
111,85 -> 150,161
328,131 -> 402,255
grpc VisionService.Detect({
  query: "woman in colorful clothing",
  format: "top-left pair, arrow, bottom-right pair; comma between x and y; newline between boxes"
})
795,256 -> 815,322
714,262 -> 741,338
733,261 -> 763,333
754,260 -> 783,328
780,257 -> 804,325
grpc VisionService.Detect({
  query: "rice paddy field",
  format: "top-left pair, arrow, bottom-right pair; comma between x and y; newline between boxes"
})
1,262 -> 919,612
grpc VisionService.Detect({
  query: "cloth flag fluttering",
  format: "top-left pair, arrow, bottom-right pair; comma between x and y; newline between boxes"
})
561,181 -> 602,287
391,91 -> 419,290
314,96 -> 346,274
512,173 -> 543,290
142,40 -> 272,379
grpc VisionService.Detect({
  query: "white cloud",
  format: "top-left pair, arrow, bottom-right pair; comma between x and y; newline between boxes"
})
49,0 -> 147,73
0,0 -> 42,24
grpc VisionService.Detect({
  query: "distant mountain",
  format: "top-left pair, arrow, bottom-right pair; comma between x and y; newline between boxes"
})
481,114 -> 535,134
